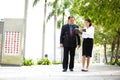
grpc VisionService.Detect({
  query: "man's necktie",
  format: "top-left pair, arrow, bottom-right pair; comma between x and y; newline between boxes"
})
70,25 -> 73,36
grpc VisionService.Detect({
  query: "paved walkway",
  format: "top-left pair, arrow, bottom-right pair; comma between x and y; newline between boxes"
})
0,64 -> 120,80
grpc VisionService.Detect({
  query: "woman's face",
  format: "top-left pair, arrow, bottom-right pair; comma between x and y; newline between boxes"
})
84,21 -> 90,27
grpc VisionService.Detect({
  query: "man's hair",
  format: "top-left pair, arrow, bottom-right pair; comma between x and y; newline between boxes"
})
68,16 -> 74,20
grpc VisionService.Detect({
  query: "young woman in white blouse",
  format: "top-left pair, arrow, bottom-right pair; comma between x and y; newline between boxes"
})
79,18 -> 94,72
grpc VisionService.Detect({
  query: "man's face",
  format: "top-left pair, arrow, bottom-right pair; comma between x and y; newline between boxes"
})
69,18 -> 74,25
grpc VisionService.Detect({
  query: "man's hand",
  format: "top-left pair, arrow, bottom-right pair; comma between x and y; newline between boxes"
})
60,44 -> 63,47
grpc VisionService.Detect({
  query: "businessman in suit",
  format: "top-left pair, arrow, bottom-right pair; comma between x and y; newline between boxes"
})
60,16 -> 80,72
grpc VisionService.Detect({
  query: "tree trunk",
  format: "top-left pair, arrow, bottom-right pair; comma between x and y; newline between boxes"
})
23,0 -> 28,59
110,40 -> 116,63
115,28 -> 120,63
62,7 -> 65,25
103,43 -> 108,63
53,14 -> 57,62
115,37 -> 120,63
42,0 -> 47,59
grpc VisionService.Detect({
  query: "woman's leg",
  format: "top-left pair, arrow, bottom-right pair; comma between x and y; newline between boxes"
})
82,55 -> 86,69
86,56 -> 90,70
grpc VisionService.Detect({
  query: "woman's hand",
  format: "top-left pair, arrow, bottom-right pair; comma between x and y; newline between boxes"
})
79,29 -> 83,33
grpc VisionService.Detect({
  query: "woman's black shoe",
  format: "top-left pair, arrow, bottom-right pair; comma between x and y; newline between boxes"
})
81,69 -> 85,71
81,69 -> 88,72
84,70 -> 88,72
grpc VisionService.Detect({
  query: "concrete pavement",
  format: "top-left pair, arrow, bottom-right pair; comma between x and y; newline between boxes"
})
0,64 -> 120,80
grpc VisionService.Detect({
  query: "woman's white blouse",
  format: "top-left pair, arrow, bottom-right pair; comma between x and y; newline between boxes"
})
82,26 -> 94,39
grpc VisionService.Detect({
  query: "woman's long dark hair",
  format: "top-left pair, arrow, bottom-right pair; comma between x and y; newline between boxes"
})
85,18 -> 92,26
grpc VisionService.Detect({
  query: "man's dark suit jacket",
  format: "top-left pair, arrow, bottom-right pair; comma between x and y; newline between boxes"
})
60,24 -> 80,48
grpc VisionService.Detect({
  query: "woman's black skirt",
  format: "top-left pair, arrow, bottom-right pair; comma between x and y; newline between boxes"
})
82,38 -> 93,57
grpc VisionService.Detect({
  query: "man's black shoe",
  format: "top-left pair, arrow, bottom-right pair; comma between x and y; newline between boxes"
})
70,69 -> 73,71
63,69 -> 67,72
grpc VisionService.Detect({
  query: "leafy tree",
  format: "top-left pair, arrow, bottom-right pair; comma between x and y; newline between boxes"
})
71,0 -> 120,63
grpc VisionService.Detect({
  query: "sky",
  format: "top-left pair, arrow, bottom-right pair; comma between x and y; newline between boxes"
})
0,0 -> 24,19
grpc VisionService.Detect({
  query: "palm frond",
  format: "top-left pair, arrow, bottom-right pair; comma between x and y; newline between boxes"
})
47,10 -> 55,22
47,0 -> 59,21
33,0 -> 40,7
57,8 -> 63,16
53,0 -> 58,8
48,1 -> 54,6
57,18 -> 63,28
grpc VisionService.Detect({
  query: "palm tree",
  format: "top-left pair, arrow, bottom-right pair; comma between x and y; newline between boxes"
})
47,0 -> 72,28
23,0 -> 28,59
47,0 -> 73,62
47,0 -> 58,62
33,0 -> 47,59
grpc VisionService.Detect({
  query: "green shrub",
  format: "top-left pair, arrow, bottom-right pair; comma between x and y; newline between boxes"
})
106,62 -> 110,65
37,58 -> 51,65
110,58 -> 115,65
107,58 -> 116,65
52,62 -> 62,65
117,59 -> 120,66
111,61 -> 115,65
23,59 -> 34,66
117,62 -> 120,66
118,59 -> 120,63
